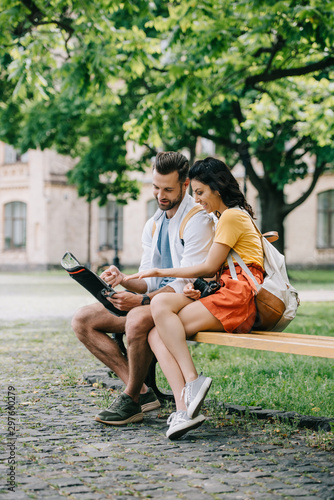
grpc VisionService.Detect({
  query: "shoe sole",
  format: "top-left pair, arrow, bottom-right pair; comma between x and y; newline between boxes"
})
141,399 -> 161,413
94,412 -> 144,425
166,415 -> 206,440
187,378 -> 212,419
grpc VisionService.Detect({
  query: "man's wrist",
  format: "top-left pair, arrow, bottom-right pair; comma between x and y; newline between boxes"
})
118,272 -> 126,285
141,294 -> 151,306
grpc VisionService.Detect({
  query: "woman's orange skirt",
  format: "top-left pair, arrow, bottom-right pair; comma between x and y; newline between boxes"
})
199,264 -> 264,333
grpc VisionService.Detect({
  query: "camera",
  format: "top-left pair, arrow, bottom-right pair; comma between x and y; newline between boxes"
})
193,278 -> 221,298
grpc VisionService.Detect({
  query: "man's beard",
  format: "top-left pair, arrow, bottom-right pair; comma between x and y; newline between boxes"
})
156,189 -> 183,212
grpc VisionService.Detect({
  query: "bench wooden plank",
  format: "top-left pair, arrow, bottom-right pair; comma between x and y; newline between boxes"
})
191,331 -> 334,359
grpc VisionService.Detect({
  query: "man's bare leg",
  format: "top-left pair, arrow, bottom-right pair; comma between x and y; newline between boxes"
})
71,303 -> 130,384
123,305 -> 155,402
75,304 -> 159,425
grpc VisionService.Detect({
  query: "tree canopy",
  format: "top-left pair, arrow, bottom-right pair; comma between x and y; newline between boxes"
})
1,0 -> 334,249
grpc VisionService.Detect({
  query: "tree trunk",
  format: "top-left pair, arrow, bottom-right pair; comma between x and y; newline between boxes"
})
259,186 -> 286,254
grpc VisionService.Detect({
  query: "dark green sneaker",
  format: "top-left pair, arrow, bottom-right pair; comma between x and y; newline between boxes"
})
95,393 -> 143,425
139,388 -> 161,413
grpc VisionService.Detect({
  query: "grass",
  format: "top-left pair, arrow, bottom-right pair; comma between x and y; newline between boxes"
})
193,344 -> 333,416
287,302 -> 334,336
289,268 -> 334,290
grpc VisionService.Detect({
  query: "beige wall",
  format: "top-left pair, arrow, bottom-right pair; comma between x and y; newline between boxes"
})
285,172 -> 334,266
0,144 -> 89,269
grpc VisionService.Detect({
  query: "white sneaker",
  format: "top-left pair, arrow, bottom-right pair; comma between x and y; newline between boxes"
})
166,410 -> 205,440
182,373 -> 212,418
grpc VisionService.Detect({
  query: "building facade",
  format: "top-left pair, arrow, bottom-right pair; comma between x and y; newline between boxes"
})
1,142 -> 334,271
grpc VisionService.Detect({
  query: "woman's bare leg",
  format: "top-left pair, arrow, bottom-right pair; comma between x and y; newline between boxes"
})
150,293 -> 196,382
149,326 -> 208,441
150,293 -> 224,384
148,327 -> 187,411
179,300 -> 225,337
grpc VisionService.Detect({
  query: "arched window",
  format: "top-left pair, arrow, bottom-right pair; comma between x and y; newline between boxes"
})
4,202 -> 27,249
99,201 -> 123,250
317,190 -> 334,249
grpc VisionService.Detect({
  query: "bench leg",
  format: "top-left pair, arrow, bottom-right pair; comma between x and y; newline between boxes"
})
145,357 -> 174,405
112,333 -> 174,405
111,333 -> 127,357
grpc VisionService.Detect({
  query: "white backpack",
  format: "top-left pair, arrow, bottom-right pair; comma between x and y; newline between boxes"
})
227,213 -> 300,332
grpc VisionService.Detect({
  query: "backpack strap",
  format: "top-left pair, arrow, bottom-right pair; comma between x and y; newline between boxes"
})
227,250 -> 260,292
151,205 -> 205,244
263,231 -> 279,243
227,210 -> 280,289
179,205 -> 205,245
152,220 -> 156,238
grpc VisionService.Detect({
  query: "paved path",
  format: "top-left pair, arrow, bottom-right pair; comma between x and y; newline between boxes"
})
298,290 -> 334,303
0,273 -> 94,320
0,273 -> 333,321
1,273 -> 334,499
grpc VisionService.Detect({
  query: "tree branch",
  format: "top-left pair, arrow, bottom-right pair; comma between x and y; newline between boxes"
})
151,66 -> 169,73
282,161 -> 327,217
263,34 -> 286,75
143,143 -> 158,156
253,47 -> 272,58
14,0 -> 74,37
246,57 -> 334,86
34,19 -> 74,34
285,137 -> 307,160
20,0 -> 44,24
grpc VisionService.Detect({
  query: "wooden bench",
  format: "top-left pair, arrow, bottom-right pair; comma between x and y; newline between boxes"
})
192,330 -> 334,358
142,330 -> 334,402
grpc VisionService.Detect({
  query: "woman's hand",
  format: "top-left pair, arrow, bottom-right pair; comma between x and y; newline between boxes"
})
123,268 -> 161,281
183,282 -> 201,301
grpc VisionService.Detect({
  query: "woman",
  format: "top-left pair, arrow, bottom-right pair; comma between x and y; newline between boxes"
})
127,157 -> 264,440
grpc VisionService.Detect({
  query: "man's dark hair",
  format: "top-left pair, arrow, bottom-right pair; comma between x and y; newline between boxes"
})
153,151 -> 189,183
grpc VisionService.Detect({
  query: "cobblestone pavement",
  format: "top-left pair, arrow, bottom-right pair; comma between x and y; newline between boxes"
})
1,380 -> 334,500
1,375 -> 334,500
1,273 -> 334,499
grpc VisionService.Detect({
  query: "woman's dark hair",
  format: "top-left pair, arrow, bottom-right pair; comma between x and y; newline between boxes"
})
189,157 -> 254,217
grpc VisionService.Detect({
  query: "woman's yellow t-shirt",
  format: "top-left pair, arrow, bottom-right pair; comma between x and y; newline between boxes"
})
214,208 -> 264,269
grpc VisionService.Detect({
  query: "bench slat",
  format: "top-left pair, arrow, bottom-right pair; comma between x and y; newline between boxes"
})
191,331 -> 334,359
251,330 -> 334,342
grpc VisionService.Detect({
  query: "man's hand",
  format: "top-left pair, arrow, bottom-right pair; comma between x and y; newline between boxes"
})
100,266 -> 125,288
106,291 -> 143,311
123,268 -> 161,281
183,282 -> 201,301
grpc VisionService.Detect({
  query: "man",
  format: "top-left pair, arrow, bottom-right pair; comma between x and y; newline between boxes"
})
71,151 -> 214,425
